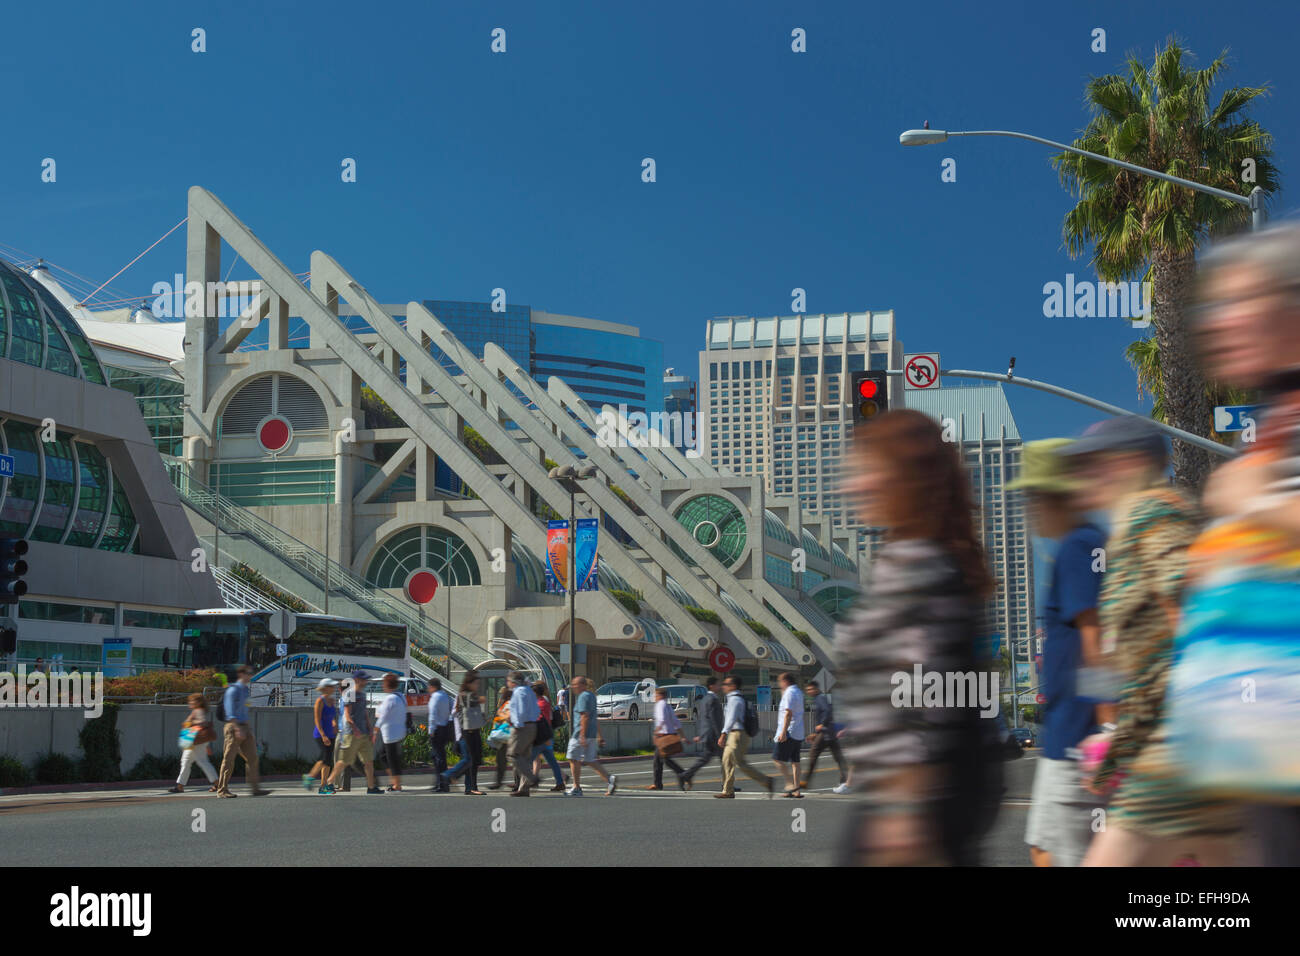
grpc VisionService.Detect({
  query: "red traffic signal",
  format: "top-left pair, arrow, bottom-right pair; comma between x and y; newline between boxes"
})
850,372 -> 889,422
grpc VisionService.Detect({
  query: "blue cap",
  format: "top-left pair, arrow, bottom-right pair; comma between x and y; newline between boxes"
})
351,670 -> 372,681
1058,416 -> 1167,463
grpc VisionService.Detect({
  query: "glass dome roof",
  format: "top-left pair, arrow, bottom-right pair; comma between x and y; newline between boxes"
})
0,259 -> 107,383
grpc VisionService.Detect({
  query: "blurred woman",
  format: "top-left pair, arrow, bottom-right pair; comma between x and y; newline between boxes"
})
836,409 -> 1000,865
1181,224 -> 1300,865
169,693 -> 217,793
531,681 -> 567,791
1060,418 -> 1239,866
446,670 -> 486,795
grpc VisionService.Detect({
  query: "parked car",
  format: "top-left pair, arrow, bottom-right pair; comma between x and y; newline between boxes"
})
661,684 -> 705,720
1012,727 -> 1035,750
595,678 -> 657,720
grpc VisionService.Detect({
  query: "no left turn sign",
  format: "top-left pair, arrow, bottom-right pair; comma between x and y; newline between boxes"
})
903,353 -> 941,390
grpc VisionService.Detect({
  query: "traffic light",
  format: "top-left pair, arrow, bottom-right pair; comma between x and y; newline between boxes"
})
0,538 -> 29,607
850,371 -> 889,422
0,626 -> 15,655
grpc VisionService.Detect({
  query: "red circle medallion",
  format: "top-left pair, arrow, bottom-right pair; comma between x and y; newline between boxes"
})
709,646 -> 735,673
405,569 -> 440,605
257,416 -> 292,453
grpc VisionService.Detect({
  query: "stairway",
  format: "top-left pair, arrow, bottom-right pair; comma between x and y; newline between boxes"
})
167,462 -> 486,678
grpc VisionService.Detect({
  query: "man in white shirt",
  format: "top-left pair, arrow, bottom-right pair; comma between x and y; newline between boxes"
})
773,672 -> 806,797
374,673 -> 408,792
648,687 -> 687,791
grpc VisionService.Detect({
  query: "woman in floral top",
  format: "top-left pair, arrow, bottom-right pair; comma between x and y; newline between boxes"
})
836,410 -> 1001,866
1063,418 -> 1240,866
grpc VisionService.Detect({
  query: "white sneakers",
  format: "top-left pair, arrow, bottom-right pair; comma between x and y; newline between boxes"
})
606,774 -> 618,796
565,787 -> 584,797
832,783 -> 850,794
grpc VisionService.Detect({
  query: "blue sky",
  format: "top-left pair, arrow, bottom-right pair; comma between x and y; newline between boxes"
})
2,0 -> 1297,443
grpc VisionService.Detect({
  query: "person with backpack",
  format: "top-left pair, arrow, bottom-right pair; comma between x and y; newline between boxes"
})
374,673 -> 408,792
168,693 -> 217,793
443,670 -> 486,794
486,685 -> 514,791
214,664 -> 270,798
800,680 -> 850,794
715,675 -> 774,799
530,681 -> 567,792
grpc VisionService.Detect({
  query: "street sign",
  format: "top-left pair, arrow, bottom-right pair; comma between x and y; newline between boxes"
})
708,646 -> 735,673
276,643 -> 288,657
903,353 -> 941,390
404,568 -> 439,604
1035,693 -> 1046,704
0,454 -> 13,479
1213,404 -> 1262,433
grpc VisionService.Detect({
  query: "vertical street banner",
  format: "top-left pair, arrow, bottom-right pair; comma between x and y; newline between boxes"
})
574,517 -> 599,591
545,520 -> 569,593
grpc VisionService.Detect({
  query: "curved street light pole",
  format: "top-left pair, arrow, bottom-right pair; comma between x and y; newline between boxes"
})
899,128 -> 1266,230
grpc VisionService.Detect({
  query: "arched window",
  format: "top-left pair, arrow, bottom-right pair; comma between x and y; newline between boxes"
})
670,494 -> 747,567
366,525 -> 481,589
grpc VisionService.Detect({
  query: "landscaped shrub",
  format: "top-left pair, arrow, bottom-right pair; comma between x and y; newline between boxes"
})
403,727 -> 431,766
34,752 -> 82,784
260,756 -> 313,775
230,563 -> 310,612
0,753 -> 32,788
684,605 -> 722,626
102,669 -> 224,700
78,701 -> 121,782
610,589 -> 642,616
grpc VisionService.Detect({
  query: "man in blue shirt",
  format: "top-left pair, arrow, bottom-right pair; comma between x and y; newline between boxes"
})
215,664 -> 270,798
506,671 -> 541,796
426,677 -> 454,792
565,676 -> 617,796
1009,440 -> 1108,866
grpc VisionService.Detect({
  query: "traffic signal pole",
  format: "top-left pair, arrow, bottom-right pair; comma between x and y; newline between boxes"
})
886,367 -> 1235,459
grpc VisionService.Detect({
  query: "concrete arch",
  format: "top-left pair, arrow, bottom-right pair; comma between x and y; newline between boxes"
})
553,617 -> 597,644
352,514 -> 492,586
204,360 -> 343,438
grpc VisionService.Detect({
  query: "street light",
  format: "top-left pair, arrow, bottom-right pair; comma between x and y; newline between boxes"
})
548,461 -> 599,681
899,127 -> 1266,230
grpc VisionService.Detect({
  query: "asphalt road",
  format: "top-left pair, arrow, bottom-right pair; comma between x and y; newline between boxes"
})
0,751 -> 1040,866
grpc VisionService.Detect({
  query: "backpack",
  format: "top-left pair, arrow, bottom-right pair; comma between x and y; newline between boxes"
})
742,697 -> 759,738
535,709 -> 554,745
214,691 -> 228,723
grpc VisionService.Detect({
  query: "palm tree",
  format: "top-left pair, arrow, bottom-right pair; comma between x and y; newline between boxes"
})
1124,332 -> 1255,447
1055,38 -> 1278,487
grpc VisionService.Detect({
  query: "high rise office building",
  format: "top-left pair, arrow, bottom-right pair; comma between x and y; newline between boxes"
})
903,383 -> 1034,655
699,311 -> 901,538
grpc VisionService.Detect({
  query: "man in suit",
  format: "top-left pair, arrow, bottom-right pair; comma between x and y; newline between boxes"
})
680,677 -> 725,791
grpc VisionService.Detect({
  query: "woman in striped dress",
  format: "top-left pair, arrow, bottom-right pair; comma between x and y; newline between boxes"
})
836,410 -> 1002,866
1061,418 -> 1241,866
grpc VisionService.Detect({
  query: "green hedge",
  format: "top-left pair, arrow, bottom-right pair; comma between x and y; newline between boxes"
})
0,753 -> 32,788
610,589 -> 642,616
684,606 -> 721,626
79,702 -> 121,782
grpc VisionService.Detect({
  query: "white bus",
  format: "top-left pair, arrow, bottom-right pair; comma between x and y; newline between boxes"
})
165,609 -> 409,706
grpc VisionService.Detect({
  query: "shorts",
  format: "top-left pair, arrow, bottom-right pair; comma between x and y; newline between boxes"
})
316,737 -> 334,766
382,741 -> 403,775
337,733 -> 374,767
1025,756 -> 1104,867
773,737 -> 803,763
566,737 -> 599,763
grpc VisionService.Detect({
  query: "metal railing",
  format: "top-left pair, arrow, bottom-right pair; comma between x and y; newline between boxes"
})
167,462 -> 488,674
210,564 -> 304,612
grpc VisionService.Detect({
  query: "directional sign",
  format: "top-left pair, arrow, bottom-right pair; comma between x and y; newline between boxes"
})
903,353 -> 941,390
0,454 -> 13,479
1213,404 -> 1262,434
708,646 -> 736,673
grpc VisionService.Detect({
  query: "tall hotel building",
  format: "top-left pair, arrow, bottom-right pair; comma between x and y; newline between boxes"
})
698,312 -> 902,547
903,384 -> 1034,653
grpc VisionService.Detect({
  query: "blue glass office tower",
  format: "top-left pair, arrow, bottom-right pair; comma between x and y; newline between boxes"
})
531,311 -> 663,415
423,300 -> 533,374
